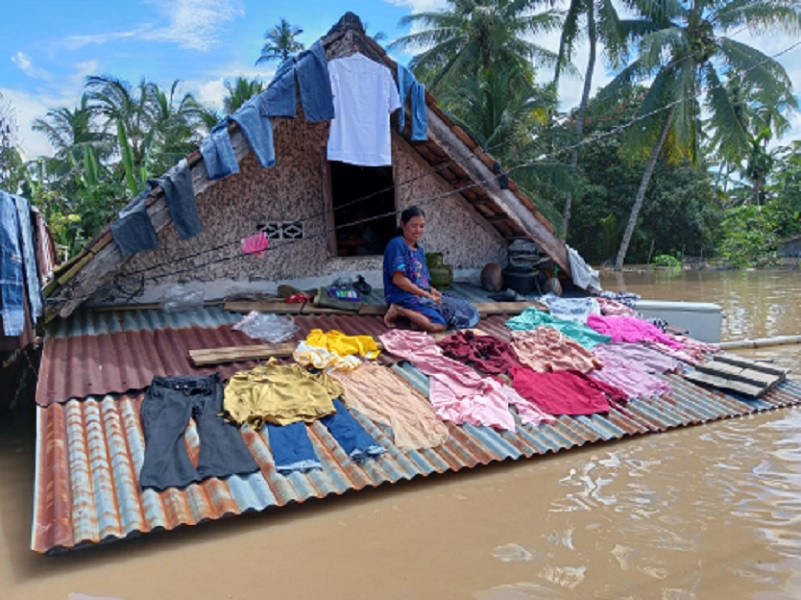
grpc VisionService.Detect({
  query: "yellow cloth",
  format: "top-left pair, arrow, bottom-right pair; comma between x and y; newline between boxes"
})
293,341 -> 362,372
224,359 -> 343,428
305,329 -> 381,360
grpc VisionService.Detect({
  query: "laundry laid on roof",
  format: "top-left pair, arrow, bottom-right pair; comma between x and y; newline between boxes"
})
538,292 -> 600,323
587,314 -> 684,349
266,399 -> 384,474
305,328 -> 381,360
511,326 -> 603,374
331,363 -> 449,450
596,297 -> 638,317
380,329 -> 554,430
590,344 -> 674,400
437,329 -> 522,375
223,360 -> 343,428
510,368 -> 627,416
139,373 -> 259,491
506,307 -> 611,349
593,342 -> 683,374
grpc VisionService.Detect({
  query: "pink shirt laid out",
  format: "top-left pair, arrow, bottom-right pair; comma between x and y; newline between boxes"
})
380,329 -> 554,430
590,344 -> 673,400
586,314 -> 684,349
593,342 -> 683,373
511,326 -> 603,373
510,367 -> 627,416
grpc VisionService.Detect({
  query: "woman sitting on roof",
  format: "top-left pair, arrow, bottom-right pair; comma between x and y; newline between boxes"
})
382,206 -> 446,332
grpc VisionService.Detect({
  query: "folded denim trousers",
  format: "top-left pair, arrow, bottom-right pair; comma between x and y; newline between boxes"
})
139,373 -> 259,491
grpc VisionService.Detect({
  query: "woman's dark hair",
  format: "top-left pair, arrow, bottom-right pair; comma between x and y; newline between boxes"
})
396,206 -> 426,236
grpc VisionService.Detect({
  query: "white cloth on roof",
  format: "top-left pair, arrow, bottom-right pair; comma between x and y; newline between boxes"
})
567,244 -> 602,294
327,53 -> 400,167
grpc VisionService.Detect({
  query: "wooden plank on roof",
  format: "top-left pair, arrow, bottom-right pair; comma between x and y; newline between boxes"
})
224,301 -> 303,314
683,371 -> 766,398
190,342 -> 301,366
713,353 -> 788,377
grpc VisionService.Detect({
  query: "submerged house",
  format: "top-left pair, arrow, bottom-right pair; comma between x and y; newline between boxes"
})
30,14 -> 801,555
45,14 -> 568,318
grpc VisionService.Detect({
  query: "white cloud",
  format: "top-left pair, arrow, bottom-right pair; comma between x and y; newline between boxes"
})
0,88 -> 58,159
64,29 -> 143,51
11,51 -> 52,80
64,0 -> 245,53
385,0 -> 448,11
143,0 -> 245,51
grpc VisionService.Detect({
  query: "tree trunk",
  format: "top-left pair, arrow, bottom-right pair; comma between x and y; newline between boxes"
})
562,2 -> 597,240
614,107 -> 674,271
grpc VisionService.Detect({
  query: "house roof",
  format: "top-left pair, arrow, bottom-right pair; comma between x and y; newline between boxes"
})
31,299 -> 801,553
43,12 -> 570,320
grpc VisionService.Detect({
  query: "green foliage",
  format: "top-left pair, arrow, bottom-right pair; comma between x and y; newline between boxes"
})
390,0 -> 561,94
257,18 -> 304,65
651,253 -> 682,268
558,91 -> 722,264
718,204 -> 780,267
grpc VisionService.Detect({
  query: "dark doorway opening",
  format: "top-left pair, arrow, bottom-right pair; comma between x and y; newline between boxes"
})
330,161 -> 396,257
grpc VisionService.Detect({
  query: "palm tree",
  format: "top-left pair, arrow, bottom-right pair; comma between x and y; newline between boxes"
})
144,80 -> 206,174
599,0 -> 801,270
554,0 -> 648,238
445,65 -> 573,230
256,18 -> 305,65
31,94 -> 113,162
84,75 -> 152,177
389,0 -> 562,94
223,77 -> 265,114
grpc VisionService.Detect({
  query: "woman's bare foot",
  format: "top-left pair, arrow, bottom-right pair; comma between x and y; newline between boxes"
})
383,303 -> 400,328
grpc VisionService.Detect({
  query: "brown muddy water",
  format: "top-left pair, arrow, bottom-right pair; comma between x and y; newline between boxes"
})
1,269 -> 800,600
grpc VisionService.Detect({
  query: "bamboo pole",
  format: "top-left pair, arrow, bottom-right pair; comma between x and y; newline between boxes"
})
718,335 -> 801,350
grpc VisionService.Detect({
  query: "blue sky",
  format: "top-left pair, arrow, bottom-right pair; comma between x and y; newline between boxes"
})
2,0 -> 800,159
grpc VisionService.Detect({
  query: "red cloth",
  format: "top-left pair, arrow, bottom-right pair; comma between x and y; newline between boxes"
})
437,330 -> 522,375
510,367 -> 627,416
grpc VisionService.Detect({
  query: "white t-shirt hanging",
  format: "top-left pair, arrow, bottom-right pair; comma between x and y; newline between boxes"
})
327,53 -> 401,167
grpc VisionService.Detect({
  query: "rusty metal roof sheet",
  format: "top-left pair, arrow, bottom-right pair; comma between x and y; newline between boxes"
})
31,368 -> 801,554
36,310 -> 512,406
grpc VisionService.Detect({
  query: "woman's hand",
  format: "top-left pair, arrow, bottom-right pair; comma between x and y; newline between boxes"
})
429,288 -> 443,304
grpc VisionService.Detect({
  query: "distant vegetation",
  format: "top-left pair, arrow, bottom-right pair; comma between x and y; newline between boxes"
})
1,3 -> 800,269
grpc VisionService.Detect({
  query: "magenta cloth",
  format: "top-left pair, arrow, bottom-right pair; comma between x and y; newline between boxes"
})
510,367 -> 626,416
379,329 -> 554,429
437,330 -> 522,375
591,344 -> 673,400
241,232 -> 269,256
586,314 -> 684,349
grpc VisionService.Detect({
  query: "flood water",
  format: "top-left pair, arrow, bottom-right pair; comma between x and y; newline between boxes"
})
1,269 -> 800,600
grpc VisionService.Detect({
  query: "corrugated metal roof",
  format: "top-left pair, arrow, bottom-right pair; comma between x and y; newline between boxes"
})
36,310 -> 512,406
31,368 -> 801,554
